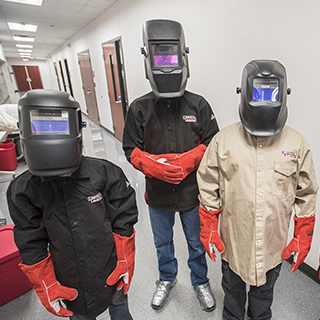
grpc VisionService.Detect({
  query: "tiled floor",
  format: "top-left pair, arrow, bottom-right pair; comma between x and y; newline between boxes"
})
0,116 -> 319,320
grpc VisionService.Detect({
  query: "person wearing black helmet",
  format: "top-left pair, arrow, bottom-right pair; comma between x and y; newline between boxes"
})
7,89 -> 138,320
122,19 -> 219,312
197,60 -> 318,319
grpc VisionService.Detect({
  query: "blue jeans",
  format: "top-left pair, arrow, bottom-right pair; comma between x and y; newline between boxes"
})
148,206 -> 209,287
221,260 -> 282,320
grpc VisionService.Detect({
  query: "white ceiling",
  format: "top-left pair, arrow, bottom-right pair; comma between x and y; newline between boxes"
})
0,0 -> 117,60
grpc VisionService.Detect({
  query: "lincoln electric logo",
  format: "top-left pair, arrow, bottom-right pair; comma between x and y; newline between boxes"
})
183,115 -> 197,123
281,151 -> 296,159
87,192 -> 103,204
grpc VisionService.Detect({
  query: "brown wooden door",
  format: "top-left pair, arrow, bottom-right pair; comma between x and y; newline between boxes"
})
12,65 -> 43,96
77,49 -> 100,126
102,39 -> 128,142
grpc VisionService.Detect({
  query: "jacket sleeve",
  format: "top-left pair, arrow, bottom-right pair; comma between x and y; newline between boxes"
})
6,175 -> 49,265
104,164 -> 138,237
294,145 -> 318,217
196,138 -> 221,211
122,105 -> 144,163
199,99 -> 219,146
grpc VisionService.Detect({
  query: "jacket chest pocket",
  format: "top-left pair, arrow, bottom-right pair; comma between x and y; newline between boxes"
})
273,162 -> 297,200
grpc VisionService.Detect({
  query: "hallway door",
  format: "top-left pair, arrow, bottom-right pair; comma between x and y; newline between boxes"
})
102,38 -> 128,142
12,65 -> 43,96
77,49 -> 100,126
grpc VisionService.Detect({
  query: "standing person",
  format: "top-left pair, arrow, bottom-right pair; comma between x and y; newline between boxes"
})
7,90 -> 138,320
122,19 -> 219,312
197,59 -> 318,320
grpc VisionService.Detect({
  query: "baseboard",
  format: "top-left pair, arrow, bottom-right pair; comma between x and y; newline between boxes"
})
286,256 -> 320,284
100,124 -> 115,137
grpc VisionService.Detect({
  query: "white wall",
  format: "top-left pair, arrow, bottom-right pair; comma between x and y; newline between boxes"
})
0,45 -> 19,104
47,0 -> 320,271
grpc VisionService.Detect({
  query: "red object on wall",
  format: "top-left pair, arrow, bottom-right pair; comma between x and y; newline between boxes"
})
0,225 -> 33,306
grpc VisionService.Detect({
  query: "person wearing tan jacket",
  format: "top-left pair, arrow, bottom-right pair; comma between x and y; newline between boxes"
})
197,60 -> 318,320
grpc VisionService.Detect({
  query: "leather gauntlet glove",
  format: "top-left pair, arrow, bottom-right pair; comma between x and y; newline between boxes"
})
282,214 -> 315,272
19,253 -> 78,317
173,144 -> 207,178
130,148 -> 183,184
107,229 -> 136,295
199,206 -> 225,262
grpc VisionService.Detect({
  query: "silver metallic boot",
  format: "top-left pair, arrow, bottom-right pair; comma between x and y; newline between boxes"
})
194,282 -> 216,312
151,279 -> 177,310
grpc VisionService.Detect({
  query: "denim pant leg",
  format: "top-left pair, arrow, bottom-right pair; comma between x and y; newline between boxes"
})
221,260 -> 247,320
179,206 -> 208,287
149,207 -> 177,282
247,263 -> 282,320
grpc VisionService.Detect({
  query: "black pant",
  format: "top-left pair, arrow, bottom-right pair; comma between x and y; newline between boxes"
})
221,260 -> 282,320
69,289 -> 133,320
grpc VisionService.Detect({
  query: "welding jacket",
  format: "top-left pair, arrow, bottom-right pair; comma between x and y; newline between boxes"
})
122,90 -> 219,211
6,156 -> 138,318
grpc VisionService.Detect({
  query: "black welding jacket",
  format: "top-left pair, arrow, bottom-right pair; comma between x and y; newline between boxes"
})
122,90 -> 219,211
6,156 -> 138,318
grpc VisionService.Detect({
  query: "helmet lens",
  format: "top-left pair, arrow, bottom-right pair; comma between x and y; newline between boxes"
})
253,78 -> 279,102
151,43 -> 179,66
30,109 -> 70,135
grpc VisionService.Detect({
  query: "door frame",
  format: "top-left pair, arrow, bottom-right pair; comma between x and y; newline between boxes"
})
102,36 -> 129,141
77,49 -> 100,126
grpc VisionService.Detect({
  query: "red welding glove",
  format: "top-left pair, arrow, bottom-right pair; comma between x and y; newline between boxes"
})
19,253 -> 78,317
282,214 -> 315,272
107,229 -> 136,295
172,144 -> 207,178
199,206 -> 225,262
130,148 -> 183,184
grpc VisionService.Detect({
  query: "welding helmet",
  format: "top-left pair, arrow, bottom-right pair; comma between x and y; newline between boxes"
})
141,19 -> 190,98
238,59 -> 290,136
18,89 -> 86,177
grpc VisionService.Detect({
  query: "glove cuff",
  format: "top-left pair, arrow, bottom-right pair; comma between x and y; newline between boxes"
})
19,252 -> 51,275
199,206 -> 222,219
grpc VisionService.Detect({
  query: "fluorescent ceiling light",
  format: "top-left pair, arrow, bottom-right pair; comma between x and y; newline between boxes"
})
13,35 -> 35,42
16,44 -> 33,48
8,22 -> 37,32
1,0 -> 43,6
18,49 -> 32,52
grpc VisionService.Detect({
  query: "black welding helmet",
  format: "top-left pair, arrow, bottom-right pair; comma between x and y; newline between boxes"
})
238,60 -> 290,136
141,19 -> 190,98
18,89 -> 85,177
